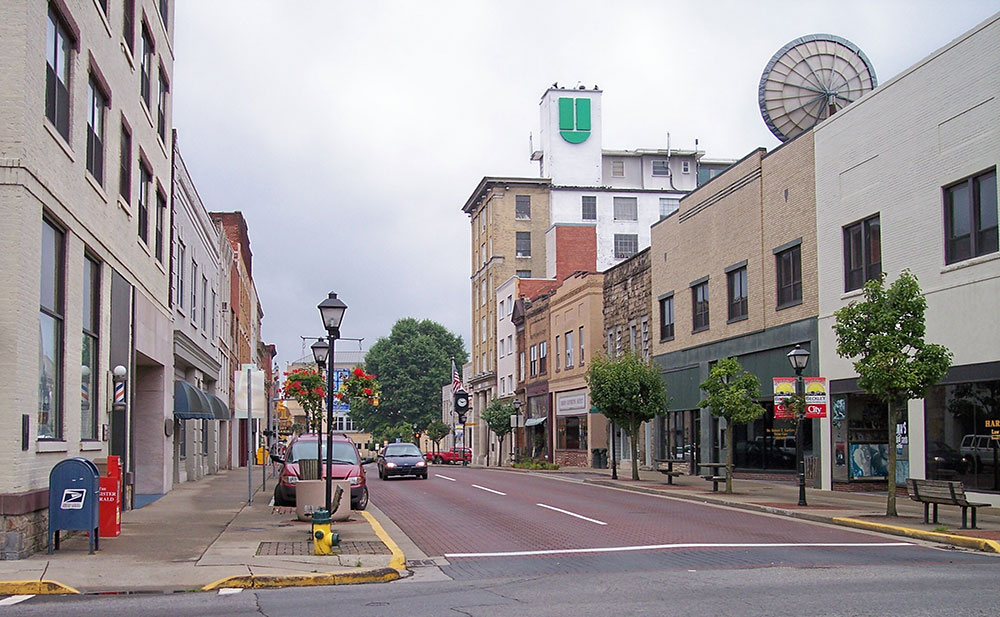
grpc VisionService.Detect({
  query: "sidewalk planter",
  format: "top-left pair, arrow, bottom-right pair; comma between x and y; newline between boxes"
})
295,480 -> 325,522
330,480 -> 351,522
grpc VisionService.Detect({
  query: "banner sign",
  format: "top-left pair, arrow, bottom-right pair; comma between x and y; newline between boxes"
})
774,377 -> 828,419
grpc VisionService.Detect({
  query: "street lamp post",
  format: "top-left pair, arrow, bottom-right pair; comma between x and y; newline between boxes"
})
512,398 -> 522,463
310,339 -> 329,486
318,292 -> 347,515
787,344 -> 811,507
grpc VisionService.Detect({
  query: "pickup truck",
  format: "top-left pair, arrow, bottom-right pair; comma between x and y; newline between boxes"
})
429,447 -> 472,464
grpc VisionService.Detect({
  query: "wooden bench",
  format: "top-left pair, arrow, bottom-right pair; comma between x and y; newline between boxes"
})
906,478 -> 991,529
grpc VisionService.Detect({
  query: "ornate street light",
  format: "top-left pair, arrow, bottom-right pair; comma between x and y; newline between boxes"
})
318,293 -> 347,515
787,344 -> 811,506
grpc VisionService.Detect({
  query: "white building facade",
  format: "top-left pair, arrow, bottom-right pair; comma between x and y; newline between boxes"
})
815,12 -> 1000,501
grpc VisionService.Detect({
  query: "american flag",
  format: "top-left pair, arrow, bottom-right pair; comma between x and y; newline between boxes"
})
451,359 -> 463,394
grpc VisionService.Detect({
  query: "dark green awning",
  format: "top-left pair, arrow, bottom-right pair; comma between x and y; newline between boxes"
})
174,381 -> 215,420
208,394 -> 230,420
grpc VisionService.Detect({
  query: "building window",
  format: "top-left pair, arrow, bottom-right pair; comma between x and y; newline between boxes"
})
692,281 -> 709,332
138,163 -> 151,243
86,78 -> 107,184
727,266 -> 748,321
516,269 -> 531,278
81,256 -> 100,441
211,290 -> 216,338
555,335 -> 560,370
776,244 -> 802,308
557,416 -> 587,450
844,214 -> 881,292
613,234 -> 638,259
123,0 -> 135,53
659,197 -> 679,220
612,160 -> 624,177
607,330 -> 614,357
480,316 -> 486,342
177,241 -> 185,309
530,345 -> 537,377
480,279 -> 486,306
119,123 -> 132,203
652,160 -> 669,176
565,331 -> 574,369
39,218 -> 65,439
45,7 -> 73,141
516,231 -> 531,257
498,299 -> 504,319
613,196 -> 638,221
178,420 -> 186,459
140,25 -> 153,107
682,160 -> 691,174
582,195 -> 597,220
539,341 -> 547,374
515,195 -> 531,219
159,0 -> 169,29
155,190 -> 166,262
640,318 -> 649,360
944,169 -> 998,265
191,261 -> 198,324
507,295 -> 513,315
157,70 -> 169,142
499,338 -> 505,358
201,276 -> 207,329
577,326 -> 584,365
507,334 -> 513,355
519,351 -> 525,381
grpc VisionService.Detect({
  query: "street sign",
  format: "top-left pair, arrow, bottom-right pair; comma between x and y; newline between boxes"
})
774,377 -> 828,419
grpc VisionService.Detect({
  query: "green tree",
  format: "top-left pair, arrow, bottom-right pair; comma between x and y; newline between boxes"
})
698,357 -> 766,494
281,368 -> 326,434
425,420 -> 451,455
352,318 -> 467,437
833,270 -> 952,516
587,351 -> 667,481
482,398 -> 515,466
373,421 -> 418,446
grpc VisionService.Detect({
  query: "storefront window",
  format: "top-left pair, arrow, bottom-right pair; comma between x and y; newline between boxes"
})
557,415 -> 587,450
925,380 -> 1000,492
733,404 -> 807,471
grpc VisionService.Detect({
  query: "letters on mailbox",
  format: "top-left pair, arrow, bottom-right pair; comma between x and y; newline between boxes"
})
48,457 -> 100,554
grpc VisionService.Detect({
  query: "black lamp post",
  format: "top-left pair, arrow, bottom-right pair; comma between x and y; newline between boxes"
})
318,292 -> 347,514
787,344 -> 810,506
512,398 -> 522,463
310,340 -> 329,435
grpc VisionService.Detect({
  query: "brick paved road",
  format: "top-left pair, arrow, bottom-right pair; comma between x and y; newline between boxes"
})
368,467 -> 996,579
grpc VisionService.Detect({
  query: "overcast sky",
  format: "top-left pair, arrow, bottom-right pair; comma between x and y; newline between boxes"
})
171,1 -> 997,367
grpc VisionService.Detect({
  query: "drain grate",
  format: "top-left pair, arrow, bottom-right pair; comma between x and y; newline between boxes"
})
406,559 -> 438,567
340,541 -> 391,555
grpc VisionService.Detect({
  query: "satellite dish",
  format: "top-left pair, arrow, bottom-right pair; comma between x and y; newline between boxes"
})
759,34 -> 877,142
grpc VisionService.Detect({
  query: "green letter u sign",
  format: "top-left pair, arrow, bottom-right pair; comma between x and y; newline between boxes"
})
559,98 -> 591,144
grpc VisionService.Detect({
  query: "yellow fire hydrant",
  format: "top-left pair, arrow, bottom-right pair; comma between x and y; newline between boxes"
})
311,508 -> 340,555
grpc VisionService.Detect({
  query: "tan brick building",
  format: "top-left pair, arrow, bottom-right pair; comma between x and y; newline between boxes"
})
649,131 -> 819,477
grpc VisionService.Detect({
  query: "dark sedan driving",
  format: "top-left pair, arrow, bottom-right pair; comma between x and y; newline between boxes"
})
377,442 -> 428,480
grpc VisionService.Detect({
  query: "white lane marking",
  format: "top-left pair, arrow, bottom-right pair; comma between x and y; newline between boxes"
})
472,484 -> 506,495
0,595 -> 34,606
217,588 -> 243,595
435,474 -> 456,482
537,503 -> 607,526
445,542 -> 914,559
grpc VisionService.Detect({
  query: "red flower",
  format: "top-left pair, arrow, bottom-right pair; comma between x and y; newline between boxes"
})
363,387 -> 373,395
353,367 -> 365,377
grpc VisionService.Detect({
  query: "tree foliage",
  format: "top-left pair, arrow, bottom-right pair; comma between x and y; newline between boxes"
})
351,318 -> 467,436
482,398 -> 516,466
586,351 -> 667,480
833,270 -> 952,515
698,357 -> 765,493
281,368 -> 326,433
425,420 -> 451,453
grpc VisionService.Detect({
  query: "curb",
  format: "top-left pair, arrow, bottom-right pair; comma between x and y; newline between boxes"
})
833,517 -> 1000,554
361,510 -> 407,572
0,580 -> 79,595
201,567 -> 400,591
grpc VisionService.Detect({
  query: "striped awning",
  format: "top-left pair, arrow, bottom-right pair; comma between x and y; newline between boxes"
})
173,381 -> 215,420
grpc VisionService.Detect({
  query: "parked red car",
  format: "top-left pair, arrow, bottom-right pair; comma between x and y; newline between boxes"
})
272,433 -> 373,509
430,447 -> 472,464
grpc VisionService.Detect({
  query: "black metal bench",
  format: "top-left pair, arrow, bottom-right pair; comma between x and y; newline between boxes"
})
906,478 -> 991,529
698,463 -> 729,492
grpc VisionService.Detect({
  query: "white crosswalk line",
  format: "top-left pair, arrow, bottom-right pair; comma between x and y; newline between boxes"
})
218,588 -> 243,595
0,595 -> 34,606
445,542 -> 914,559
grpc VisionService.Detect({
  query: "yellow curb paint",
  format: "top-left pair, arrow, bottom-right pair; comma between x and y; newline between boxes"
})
0,580 -> 79,595
361,510 -> 407,573
201,567 -> 400,591
833,517 -> 1000,553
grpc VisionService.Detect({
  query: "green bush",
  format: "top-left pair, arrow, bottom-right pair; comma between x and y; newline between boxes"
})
512,460 -> 560,470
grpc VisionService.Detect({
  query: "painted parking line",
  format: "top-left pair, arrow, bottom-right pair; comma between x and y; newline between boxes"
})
435,474 -> 456,482
472,484 -> 506,496
0,595 -> 34,606
217,588 -> 243,596
445,541 -> 914,559
537,503 -> 607,526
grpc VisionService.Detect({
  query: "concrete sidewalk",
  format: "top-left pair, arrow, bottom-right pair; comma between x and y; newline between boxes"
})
505,464 -> 1000,554
0,468 -> 403,595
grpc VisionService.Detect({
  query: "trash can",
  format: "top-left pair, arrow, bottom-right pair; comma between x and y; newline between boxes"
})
592,448 -> 608,469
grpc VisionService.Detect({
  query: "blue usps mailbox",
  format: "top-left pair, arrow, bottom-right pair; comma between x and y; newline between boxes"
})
48,457 -> 100,554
